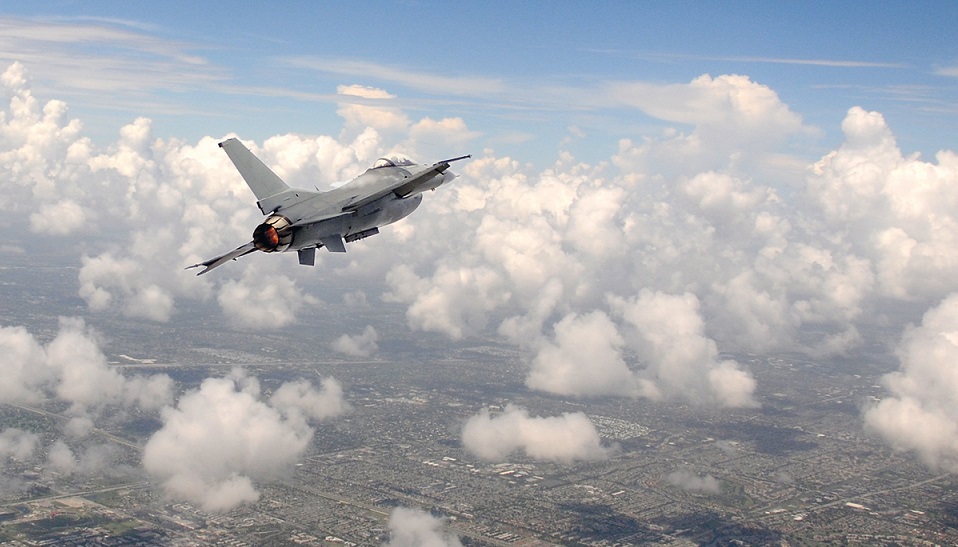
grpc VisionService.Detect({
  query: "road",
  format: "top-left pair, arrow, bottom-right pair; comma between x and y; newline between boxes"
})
5,403 -> 141,451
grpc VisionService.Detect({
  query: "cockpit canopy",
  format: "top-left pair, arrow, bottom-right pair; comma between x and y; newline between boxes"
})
372,155 -> 415,169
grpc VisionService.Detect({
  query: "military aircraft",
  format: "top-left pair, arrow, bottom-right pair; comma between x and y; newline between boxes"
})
187,138 -> 469,275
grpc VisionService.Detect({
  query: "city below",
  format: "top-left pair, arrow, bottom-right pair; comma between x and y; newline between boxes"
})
1,262 -> 956,546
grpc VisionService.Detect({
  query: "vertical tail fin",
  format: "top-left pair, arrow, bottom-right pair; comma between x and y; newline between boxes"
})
219,138 -> 294,213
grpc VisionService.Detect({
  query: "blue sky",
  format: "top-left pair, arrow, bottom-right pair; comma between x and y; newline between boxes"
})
1,1 -> 956,167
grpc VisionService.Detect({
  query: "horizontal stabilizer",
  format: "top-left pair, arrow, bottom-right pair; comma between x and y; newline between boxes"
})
257,189 -> 304,215
186,241 -> 258,276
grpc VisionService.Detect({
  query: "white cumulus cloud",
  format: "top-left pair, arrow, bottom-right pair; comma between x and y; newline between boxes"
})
526,311 -> 646,398
142,369 -> 348,511
330,325 -> 379,357
0,428 -> 39,462
666,469 -> 722,494
270,377 -> 351,421
611,290 -> 758,408
385,506 -> 463,547
461,404 -> 612,464
217,266 -> 320,330
864,294 -> 958,471
29,199 -> 87,234
0,318 -> 173,414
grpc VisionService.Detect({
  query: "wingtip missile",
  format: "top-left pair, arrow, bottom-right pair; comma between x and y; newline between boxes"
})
436,154 -> 472,166
434,155 -> 471,173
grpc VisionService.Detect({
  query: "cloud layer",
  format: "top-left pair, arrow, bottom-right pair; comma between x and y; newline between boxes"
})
4,60 -> 958,471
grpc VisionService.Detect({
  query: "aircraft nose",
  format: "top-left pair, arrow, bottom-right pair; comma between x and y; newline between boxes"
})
441,170 -> 458,186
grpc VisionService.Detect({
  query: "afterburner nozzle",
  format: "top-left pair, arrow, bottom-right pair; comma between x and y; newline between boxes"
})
252,214 -> 293,252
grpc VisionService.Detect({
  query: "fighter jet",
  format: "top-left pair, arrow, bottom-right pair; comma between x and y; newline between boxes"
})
187,138 -> 470,275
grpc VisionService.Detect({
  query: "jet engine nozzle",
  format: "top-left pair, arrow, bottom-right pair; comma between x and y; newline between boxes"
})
252,214 -> 293,252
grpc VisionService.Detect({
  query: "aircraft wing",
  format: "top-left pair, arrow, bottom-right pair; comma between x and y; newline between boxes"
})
343,156 -> 469,212
186,241 -> 257,276
287,210 -> 353,228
